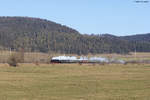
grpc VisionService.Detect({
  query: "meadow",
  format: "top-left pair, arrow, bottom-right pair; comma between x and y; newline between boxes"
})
1,50 -> 150,63
0,63 -> 150,100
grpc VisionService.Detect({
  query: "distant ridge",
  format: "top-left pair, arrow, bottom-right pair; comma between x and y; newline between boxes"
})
0,16 -> 150,54
121,33 -> 150,42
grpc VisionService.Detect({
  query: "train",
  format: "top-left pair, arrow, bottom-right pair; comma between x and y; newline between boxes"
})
50,56 -> 125,64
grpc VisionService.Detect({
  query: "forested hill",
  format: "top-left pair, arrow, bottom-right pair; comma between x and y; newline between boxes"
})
0,16 -> 150,55
121,33 -> 150,42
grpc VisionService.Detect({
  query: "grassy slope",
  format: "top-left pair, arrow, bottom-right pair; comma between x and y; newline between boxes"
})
0,64 -> 150,100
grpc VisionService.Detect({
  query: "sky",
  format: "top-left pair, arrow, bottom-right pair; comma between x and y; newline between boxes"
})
0,0 -> 150,36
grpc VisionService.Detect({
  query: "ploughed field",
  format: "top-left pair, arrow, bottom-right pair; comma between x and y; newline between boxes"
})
0,64 -> 150,100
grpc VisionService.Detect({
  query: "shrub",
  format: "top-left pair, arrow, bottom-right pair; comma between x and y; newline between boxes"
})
7,53 -> 23,67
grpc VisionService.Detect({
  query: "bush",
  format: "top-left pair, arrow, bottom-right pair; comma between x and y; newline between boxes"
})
7,53 -> 22,67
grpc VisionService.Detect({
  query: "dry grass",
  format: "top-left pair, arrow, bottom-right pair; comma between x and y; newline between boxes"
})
1,51 -> 150,63
0,63 -> 150,100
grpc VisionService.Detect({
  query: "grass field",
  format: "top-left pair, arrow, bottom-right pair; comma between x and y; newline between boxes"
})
0,64 -> 150,100
1,50 -> 150,63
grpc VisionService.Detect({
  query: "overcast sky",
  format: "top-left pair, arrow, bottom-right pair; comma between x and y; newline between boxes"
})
0,0 -> 150,36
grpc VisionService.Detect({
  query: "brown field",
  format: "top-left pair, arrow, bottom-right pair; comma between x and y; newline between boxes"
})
0,63 -> 150,100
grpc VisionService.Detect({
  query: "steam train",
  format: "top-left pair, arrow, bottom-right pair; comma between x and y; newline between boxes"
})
50,56 -> 111,64
51,56 -> 88,63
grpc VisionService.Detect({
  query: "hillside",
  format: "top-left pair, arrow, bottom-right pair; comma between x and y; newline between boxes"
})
121,33 -> 150,42
121,33 -> 150,52
0,16 -> 150,54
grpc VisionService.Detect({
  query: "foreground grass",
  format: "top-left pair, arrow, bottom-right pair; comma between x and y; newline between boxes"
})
0,64 -> 150,100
